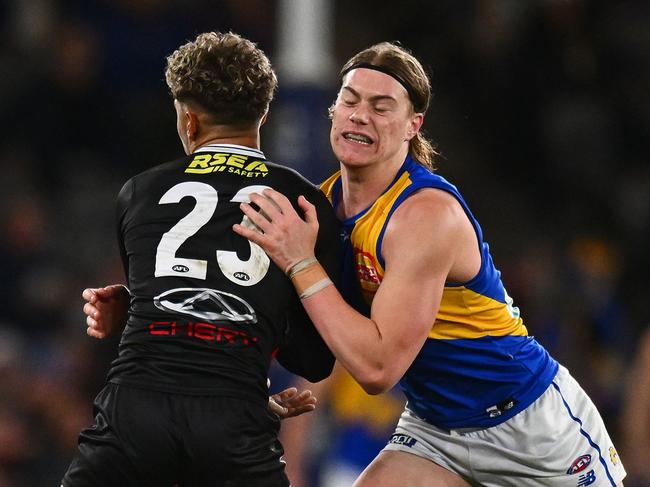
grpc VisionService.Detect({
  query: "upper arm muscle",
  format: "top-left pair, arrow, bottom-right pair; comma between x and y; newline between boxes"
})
368,189 -> 470,379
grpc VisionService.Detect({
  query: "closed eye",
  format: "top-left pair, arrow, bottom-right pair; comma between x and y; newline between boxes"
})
340,97 -> 358,107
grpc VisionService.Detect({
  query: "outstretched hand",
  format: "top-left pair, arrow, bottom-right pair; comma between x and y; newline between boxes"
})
82,284 -> 130,339
268,387 -> 317,419
233,188 -> 319,273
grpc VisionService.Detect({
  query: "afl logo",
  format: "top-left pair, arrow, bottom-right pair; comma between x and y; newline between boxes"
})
172,265 -> 190,273
233,272 -> 250,282
567,454 -> 591,474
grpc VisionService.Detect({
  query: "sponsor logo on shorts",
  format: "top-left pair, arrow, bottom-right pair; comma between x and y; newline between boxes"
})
485,397 -> 517,418
389,433 -> 417,448
577,470 -> 596,486
609,446 -> 619,465
567,454 -> 592,475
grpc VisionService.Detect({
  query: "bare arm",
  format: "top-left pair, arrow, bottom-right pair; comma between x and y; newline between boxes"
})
235,188 -> 471,394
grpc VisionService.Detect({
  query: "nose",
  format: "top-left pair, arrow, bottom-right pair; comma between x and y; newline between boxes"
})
349,104 -> 369,124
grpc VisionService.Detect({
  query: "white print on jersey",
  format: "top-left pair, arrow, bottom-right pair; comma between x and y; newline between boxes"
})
153,287 -> 257,324
154,182 -> 271,286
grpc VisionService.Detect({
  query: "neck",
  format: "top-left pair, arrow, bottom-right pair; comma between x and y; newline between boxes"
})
188,126 -> 261,153
338,151 -> 407,219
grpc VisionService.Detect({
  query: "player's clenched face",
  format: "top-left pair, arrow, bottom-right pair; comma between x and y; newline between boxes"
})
330,68 -> 423,170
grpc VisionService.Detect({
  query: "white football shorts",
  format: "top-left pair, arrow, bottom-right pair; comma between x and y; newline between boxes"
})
383,365 -> 626,486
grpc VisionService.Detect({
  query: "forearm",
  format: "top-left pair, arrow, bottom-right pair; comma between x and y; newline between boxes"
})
299,285 -> 398,394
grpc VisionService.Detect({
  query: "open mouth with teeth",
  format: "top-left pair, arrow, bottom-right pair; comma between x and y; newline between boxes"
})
343,132 -> 374,145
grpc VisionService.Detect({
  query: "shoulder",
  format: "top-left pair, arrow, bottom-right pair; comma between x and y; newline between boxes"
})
264,161 -> 320,195
264,160 -> 316,187
265,160 -> 336,214
127,156 -> 190,187
382,188 -> 469,268
117,155 -> 190,202
390,187 -> 467,231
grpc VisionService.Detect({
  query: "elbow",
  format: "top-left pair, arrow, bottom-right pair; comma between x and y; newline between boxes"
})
297,353 -> 335,383
355,368 -> 397,395
302,361 -> 335,383
276,343 -> 335,383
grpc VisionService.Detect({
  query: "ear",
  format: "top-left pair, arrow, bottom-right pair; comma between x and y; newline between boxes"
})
406,112 -> 424,141
260,108 -> 269,126
185,110 -> 199,141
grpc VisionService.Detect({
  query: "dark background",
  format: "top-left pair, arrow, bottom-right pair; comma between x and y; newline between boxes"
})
0,1 -> 648,485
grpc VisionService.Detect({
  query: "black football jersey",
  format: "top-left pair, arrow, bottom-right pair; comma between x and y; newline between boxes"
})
107,144 -> 341,400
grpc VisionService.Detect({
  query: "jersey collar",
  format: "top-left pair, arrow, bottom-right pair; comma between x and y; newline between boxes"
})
194,143 -> 266,160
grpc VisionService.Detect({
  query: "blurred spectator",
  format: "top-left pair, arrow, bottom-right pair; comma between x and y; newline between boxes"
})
0,0 -> 648,484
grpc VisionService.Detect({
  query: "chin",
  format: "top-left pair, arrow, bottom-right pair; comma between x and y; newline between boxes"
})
334,145 -> 373,167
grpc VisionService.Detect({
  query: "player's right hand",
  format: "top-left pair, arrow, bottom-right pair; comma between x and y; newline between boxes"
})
234,188 -> 319,274
82,284 -> 130,339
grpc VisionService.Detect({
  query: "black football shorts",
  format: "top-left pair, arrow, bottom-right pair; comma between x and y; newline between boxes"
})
62,382 -> 289,487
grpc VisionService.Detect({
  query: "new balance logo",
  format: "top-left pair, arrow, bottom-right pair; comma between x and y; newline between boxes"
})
577,470 -> 596,486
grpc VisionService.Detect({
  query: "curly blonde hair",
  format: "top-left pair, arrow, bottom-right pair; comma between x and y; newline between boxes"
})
165,31 -> 277,126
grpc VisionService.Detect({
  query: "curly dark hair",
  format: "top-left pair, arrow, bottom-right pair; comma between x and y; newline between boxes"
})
165,31 -> 277,126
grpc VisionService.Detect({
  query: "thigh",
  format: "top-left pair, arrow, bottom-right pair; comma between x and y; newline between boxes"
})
180,396 -> 289,487
353,451 -> 472,487
469,366 -> 626,487
62,383 -> 179,487
381,408 -> 476,483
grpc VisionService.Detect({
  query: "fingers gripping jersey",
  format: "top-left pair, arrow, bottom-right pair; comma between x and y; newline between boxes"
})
109,144 -> 340,399
320,155 -> 558,429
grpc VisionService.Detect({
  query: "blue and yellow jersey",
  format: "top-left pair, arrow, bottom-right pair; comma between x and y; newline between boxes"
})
320,155 -> 558,429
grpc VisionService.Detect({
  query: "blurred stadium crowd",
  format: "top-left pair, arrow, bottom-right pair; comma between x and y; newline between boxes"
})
0,1 -> 648,486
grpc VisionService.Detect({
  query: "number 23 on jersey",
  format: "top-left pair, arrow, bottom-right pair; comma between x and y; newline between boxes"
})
154,182 -> 270,286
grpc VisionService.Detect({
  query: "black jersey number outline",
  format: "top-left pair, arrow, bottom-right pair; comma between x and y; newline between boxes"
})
154,182 -> 270,286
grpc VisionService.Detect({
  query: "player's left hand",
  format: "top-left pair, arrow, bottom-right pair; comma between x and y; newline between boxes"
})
233,188 -> 319,274
82,284 -> 130,339
268,387 -> 317,419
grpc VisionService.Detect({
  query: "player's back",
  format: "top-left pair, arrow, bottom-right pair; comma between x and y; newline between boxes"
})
108,144 -> 340,401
